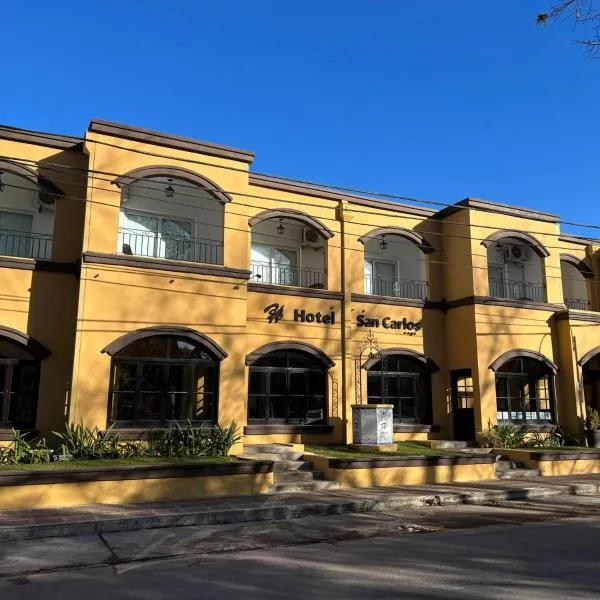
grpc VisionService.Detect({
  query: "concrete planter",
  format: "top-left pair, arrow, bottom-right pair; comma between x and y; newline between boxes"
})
585,429 -> 600,448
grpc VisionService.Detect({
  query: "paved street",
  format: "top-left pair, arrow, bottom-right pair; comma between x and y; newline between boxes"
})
1,495 -> 600,598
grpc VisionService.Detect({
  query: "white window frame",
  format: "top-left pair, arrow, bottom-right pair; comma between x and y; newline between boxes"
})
119,209 -> 196,260
251,243 -> 300,285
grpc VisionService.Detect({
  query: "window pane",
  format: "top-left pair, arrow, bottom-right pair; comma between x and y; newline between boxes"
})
122,212 -> 158,257
139,393 -> 162,421
166,364 -> 188,419
117,337 -> 167,358
192,365 -> 214,421
161,219 -> 193,261
114,392 -> 135,421
114,363 -> 137,391
7,363 -> 38,427
0,212 -> 34,258
141,364 -> 163,391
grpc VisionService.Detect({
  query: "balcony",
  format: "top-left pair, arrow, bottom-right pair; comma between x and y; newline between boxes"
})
250,260 -> 327,289
119,228 -> 222,265
364,277 -> 428,300
0,230 -> 52,260
489,278 -> 546,302
565,298 -> 591,311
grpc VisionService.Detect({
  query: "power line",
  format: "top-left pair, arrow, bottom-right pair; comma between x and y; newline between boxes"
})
2,155 -> 596,259
0,177 -> 591,286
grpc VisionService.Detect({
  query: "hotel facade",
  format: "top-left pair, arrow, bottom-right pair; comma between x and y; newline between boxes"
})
0,119 -> 598,448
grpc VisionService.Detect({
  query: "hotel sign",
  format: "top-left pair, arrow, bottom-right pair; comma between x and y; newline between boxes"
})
357,314 -> 422,335
264,303 -> 336,325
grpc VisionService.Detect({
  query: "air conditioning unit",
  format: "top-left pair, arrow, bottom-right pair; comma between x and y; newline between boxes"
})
503,243 -> 530,263
302,227 -> 321,247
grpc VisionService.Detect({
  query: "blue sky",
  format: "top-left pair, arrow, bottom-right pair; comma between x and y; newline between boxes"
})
1,1 -> 598,234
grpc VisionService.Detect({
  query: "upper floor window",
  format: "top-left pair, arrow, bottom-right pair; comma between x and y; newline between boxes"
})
484,233 -> 548,303
560,255 -> 593,310
249,210 -> 333,289
116,168 -> 228,266
0,163 -> 59,260
360,228 -> 431,300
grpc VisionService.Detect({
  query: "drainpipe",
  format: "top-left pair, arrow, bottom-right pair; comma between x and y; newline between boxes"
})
337,199 -> 352,443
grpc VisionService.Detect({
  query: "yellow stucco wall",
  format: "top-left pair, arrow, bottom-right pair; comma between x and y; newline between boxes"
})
3,120 -> 600,450
0,471 -> 273,510
305,453 -> 495,487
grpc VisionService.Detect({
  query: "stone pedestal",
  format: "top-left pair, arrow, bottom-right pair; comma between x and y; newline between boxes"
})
351,404 -> 395,451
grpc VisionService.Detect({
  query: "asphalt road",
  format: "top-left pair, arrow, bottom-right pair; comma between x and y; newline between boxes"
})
1,499 -> 600,599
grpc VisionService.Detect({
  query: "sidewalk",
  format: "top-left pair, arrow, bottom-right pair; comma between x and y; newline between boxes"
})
2,474 -> 600,542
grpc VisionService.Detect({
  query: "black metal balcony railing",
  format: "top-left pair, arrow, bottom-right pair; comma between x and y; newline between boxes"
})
119,229 -> 222,265
489,278 -> 546,302
250,260 -> 327,289
0,230 -> 52,260
565,297 -> 591,310
364,277 -> 429,300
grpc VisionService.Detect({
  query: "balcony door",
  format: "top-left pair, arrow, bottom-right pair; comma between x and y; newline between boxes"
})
251,244 -> 298,286
365,259 -> 396,297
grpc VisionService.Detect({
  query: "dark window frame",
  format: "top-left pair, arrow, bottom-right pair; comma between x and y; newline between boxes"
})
108,336 -> 220,428
248,350 -> 328,425
366,356 -> 432,424
495,358 -> 555,425
0,357 -> 40,430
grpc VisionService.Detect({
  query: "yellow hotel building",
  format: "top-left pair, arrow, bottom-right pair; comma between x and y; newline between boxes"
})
0,119 -> 598,448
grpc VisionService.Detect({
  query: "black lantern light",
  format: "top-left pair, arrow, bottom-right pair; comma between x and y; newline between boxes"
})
165,178 -> 175,198
379,235 -> 388,250
0,173 -> 4,193
276,219 -> 285,235
495,242 -> 503,252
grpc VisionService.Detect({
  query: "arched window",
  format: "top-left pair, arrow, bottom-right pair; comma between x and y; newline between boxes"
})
494,356 -> 555,424
0,337 -> 41,429
366,354 -> 433,423
109,335 -> 220,427
249,210 -> 331,289
0,161 -> 59,260
560,256 -> 592,310
484,233 -> 547,302
248,350 -> 328,424
116,169 -> 226,265
359,228 -> 431,300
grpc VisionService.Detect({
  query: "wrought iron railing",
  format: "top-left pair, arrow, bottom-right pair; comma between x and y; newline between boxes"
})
250,260 -> 327,289
489,278 -> 546,302
0,230 -> 52,260
565,297 -> 591,310
119,228 -> 222,265
364,277 -> 429,300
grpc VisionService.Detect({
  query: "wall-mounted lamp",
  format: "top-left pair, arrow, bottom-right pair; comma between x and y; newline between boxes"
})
379,235 -> 388,250
276,219 -> 285,235
495,242 -> 503,252
165,178 -> 175,199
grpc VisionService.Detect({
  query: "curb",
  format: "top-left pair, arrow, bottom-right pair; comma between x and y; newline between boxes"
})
1,482 -> 598,542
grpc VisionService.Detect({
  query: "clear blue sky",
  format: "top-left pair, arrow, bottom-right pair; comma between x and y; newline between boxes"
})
1,1 -> 598,234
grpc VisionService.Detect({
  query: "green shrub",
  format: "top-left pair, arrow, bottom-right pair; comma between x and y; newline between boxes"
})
54,422 -> 121,460
0,430 -> 51,465
586,407 -> 600,430
476,424 -> 525,448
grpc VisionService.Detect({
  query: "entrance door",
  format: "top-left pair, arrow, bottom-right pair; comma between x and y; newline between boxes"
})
451,369 -> 476,441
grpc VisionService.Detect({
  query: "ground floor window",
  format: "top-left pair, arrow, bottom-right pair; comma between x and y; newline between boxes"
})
583,354 -> 600,413
366,355 -> 432,423
495,357 -> 554,424
0,338 -> 40,429
248,350 -> 327,424
109,335 -> 218,427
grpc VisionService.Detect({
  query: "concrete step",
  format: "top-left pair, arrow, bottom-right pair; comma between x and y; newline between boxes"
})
243,444 -> 304,455
273,471 -> 317,483
495,459 -> 519,472
270,480 -> 341,493
415,440 -> 469,450
244,452 -> 302,461
239,452 -> 304,461
497,469 -> 542,480
272,460 -> 314,472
